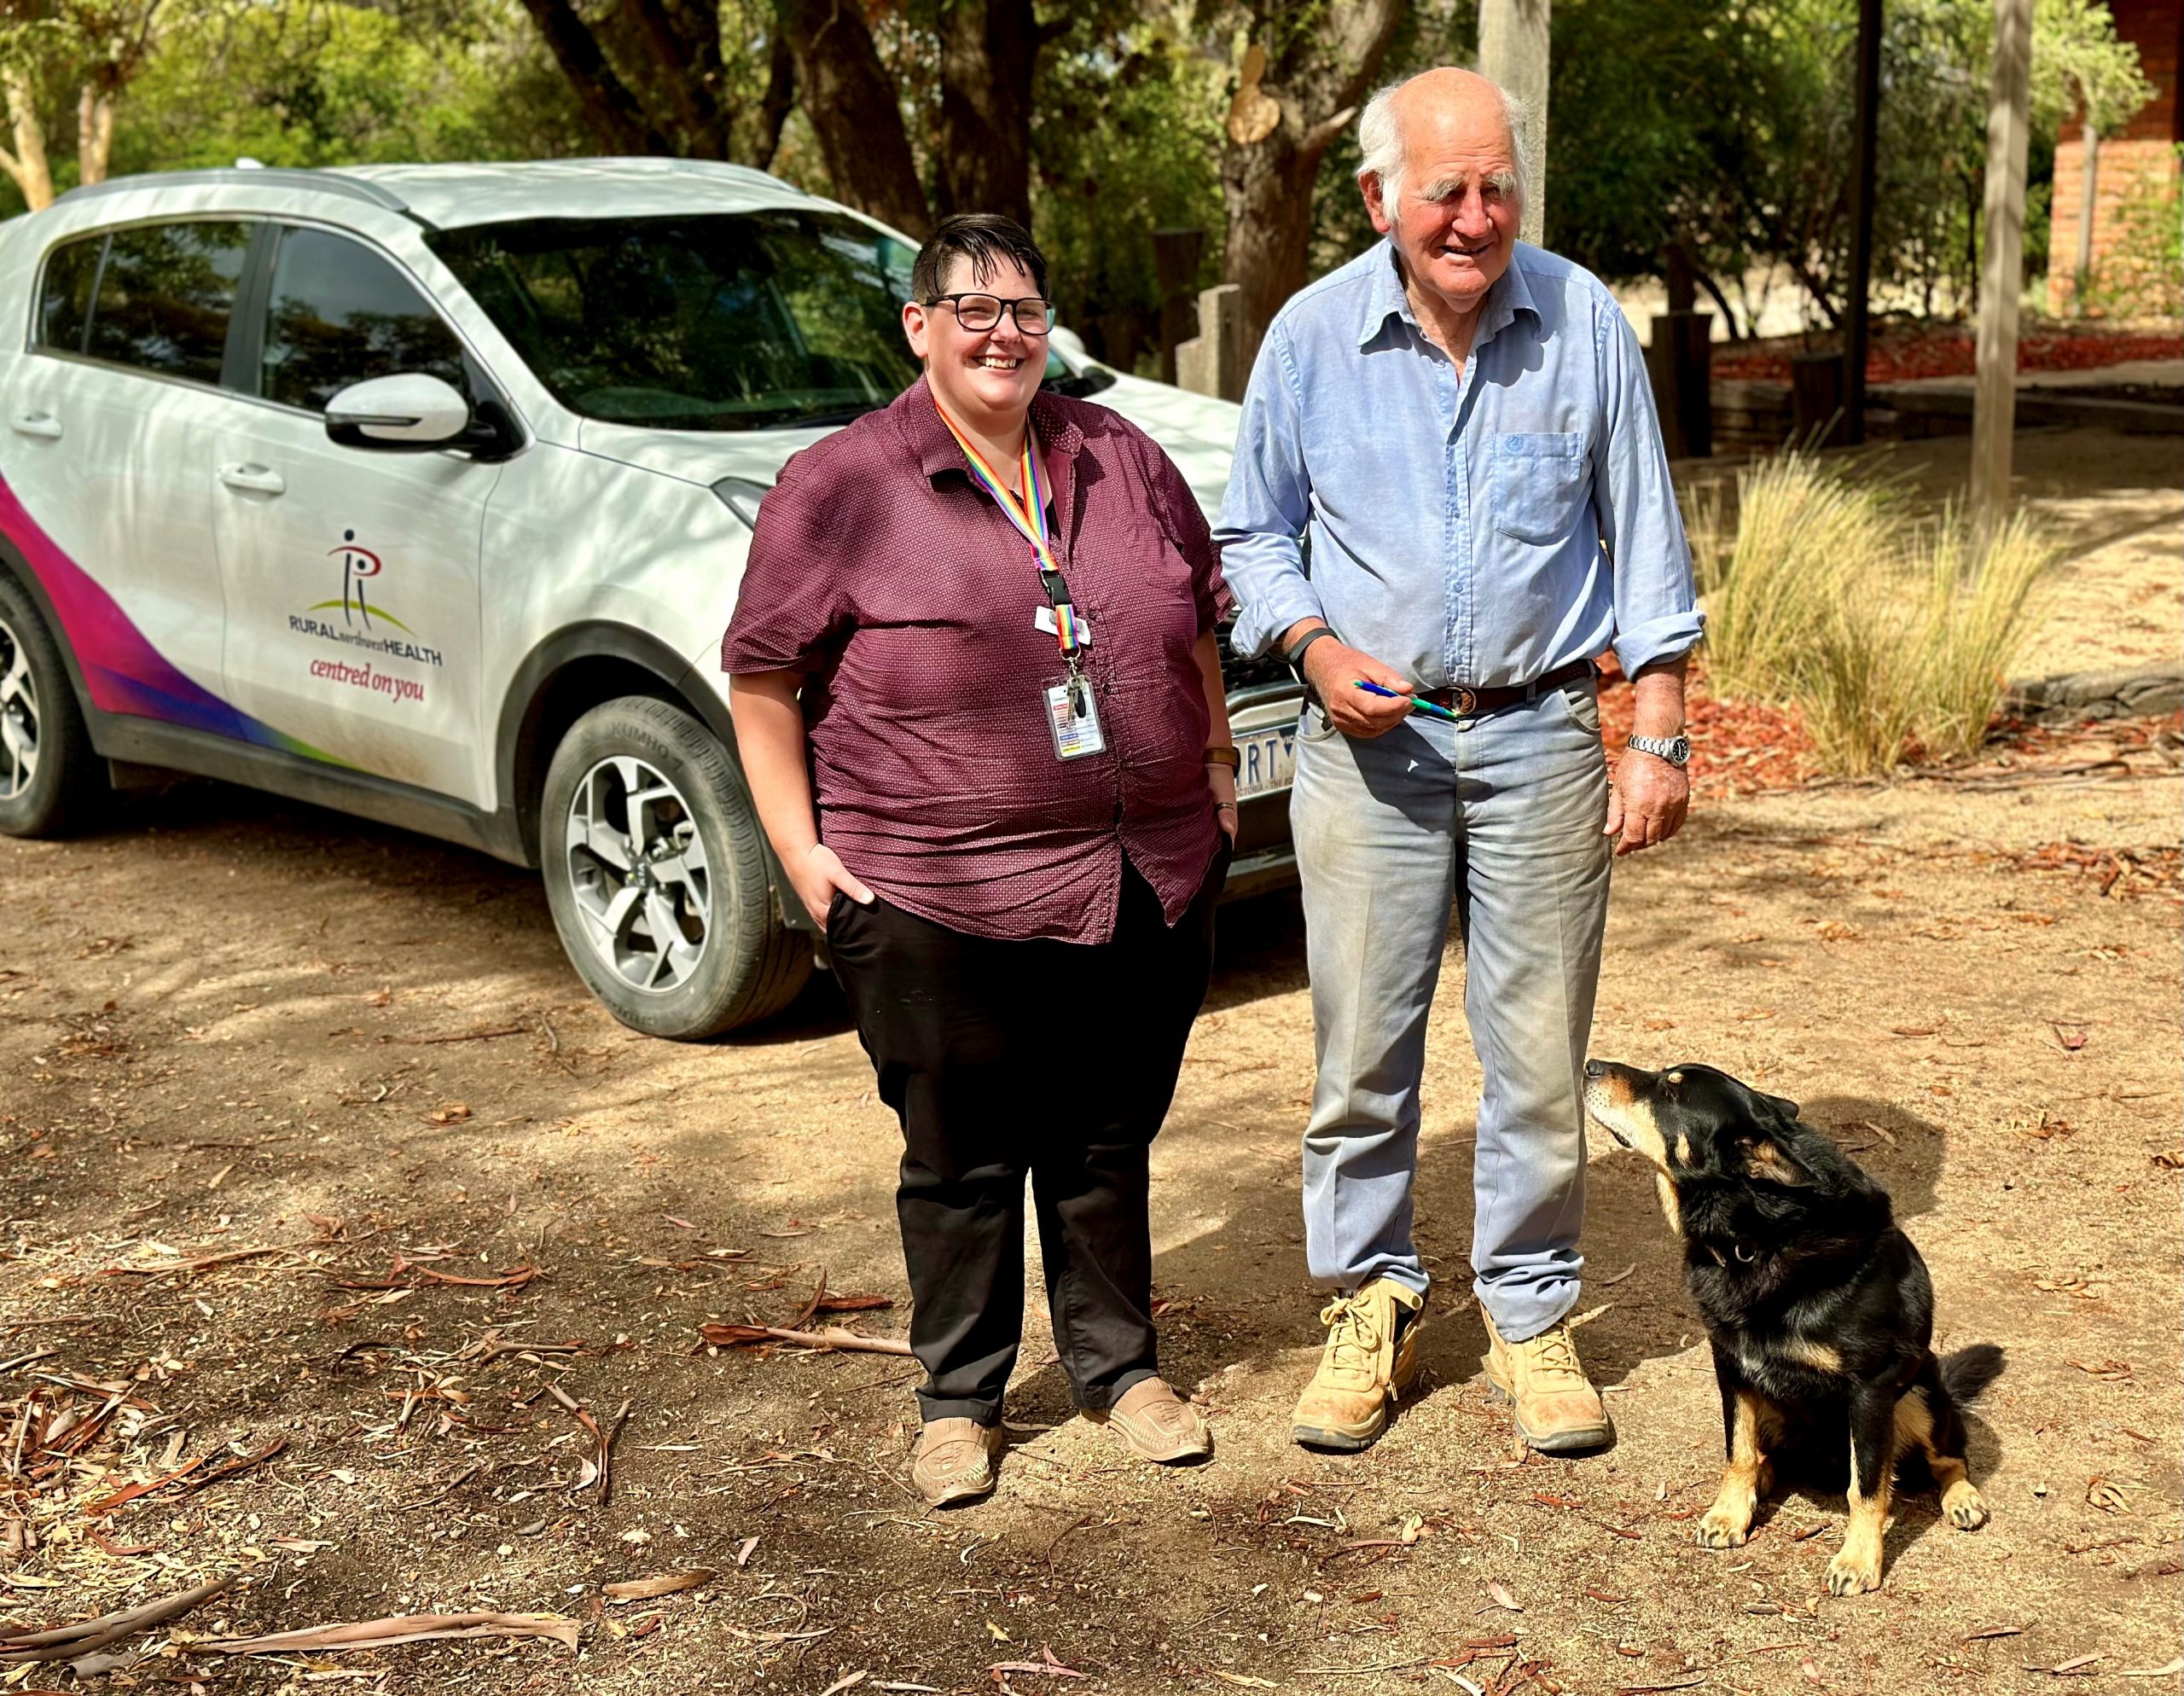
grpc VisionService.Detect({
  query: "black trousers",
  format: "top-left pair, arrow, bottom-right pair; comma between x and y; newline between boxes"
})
827,851 -> 1224,1425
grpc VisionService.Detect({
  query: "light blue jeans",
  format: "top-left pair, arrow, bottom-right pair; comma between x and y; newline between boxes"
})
1290,677 -> 1611,1344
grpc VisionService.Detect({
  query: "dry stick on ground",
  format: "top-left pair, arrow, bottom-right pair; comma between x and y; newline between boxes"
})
194,1612 -> 580,1655
397,1461 -> 482,1512
545,1385 -> 631,1504
180,1439 -> 286,1498
0,1576 -> 235,1664
699,1323 -> 912,1356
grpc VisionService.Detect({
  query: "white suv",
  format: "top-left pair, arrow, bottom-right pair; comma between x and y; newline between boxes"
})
0,158 -> 1303,1037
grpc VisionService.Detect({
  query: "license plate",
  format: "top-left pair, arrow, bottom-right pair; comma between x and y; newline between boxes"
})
1236,723 -> 1296,800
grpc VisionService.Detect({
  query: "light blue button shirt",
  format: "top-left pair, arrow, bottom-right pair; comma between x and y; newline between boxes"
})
1216,238 -> 1703,686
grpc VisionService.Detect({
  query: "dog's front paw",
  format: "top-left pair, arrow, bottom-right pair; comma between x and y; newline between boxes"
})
1825,1548 -> 1884,1595
1942,1481 -> 1990,1530
1695,1504 -> 1754,1549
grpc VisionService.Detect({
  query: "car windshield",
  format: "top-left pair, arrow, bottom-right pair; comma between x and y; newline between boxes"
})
427,211 -> 926,432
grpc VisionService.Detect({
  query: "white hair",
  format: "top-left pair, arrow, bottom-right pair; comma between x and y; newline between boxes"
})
1356,69 -> 1533,219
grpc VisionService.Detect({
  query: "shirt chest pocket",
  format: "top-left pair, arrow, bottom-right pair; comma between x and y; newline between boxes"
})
1491,431 -> 1589,544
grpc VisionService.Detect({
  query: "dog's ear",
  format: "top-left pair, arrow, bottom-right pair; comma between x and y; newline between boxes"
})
1760,1091 -> 1803,1126
1740,1131 -> 1820,1188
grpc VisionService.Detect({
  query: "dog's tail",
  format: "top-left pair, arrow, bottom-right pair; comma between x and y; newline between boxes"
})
1940,1343 -> 2007,1404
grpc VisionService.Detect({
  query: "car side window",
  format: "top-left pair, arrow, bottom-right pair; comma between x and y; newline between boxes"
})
34,235 -> 104,355
83,220 -> 252,384
261,226 -> 472,414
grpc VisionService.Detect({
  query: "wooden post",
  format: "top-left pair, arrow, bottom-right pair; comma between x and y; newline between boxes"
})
1478,0 -> 1550,247
1971,0 -> 2034,534
2073,125 -> 2100,313
1152,226 -> 1206,386
1843,0 -> 1883,445
1176,283 -> 1246,402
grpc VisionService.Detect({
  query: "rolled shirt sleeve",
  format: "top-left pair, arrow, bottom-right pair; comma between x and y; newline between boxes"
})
1592,308 -> 1704,676
1214,322 -> 1325,661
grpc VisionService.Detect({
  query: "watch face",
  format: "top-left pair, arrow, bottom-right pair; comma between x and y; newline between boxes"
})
1671,736 -> 1692,764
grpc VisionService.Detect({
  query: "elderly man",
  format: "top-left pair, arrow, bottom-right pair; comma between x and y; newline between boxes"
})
1217,67 -> 1701,1455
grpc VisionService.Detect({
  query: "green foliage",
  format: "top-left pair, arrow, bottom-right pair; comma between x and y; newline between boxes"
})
1549,0 -> 2157,327
115,0 -> 586,176
1031,8 -> 1228,372
2083,145 -> 2184,320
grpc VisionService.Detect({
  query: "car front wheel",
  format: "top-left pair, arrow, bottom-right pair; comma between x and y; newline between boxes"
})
540,695 -> 810,1039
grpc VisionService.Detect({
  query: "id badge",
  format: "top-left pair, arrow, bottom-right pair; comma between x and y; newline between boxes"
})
1044,680 -> 1106,760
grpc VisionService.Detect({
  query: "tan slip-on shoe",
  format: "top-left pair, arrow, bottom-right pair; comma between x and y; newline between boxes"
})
909,1417 -> 1002,1507
1090,1378 -> 1212,1464
1291,1278 -> 1426,1452
1479,1307 -> 1613,1454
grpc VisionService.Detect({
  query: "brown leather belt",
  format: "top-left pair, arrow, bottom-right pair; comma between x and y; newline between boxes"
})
1417,658 -> 1598,717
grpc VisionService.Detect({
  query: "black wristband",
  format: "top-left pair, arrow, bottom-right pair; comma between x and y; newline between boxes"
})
1284,626 -> 1337,687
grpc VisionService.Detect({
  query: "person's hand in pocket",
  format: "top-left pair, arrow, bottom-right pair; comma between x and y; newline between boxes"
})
793,843 -> 874,930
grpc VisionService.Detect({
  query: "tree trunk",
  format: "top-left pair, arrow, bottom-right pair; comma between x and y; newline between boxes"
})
76,83 -> 115,187
778,0 -> 931,237
934,0 -> 1042,229
753,26 -> 795,171
619,0 -> 730,157
1219,0 -> 1407,363
517,0 -> 677,155
0,66 -> 55,212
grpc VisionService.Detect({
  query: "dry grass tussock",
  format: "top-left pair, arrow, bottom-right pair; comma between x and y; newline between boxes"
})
1689,454 -> 2058,778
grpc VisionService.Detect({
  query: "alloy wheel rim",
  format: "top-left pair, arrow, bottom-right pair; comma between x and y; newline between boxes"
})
563,755 -> 712,994
0,615 -> 38,802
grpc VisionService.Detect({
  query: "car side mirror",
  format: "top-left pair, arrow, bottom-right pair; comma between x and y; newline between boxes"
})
324,373 -> 474,452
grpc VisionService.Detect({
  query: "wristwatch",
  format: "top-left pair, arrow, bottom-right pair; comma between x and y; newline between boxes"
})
1626,732 -> 1693,768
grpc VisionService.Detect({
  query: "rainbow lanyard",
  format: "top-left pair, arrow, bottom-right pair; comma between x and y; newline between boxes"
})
934,400 -> 1087,705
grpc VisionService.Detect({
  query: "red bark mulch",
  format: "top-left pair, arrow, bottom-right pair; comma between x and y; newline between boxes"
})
1595,655 -> 1815,796
1709,325 -> 2181,386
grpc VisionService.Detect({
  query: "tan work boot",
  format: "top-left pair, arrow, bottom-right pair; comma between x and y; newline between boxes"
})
1479,1308 -> 1613,1454
909,1417 -> 1002,1507
1090,1378 -> 1212,1464
1291,1279 -> 1425,1452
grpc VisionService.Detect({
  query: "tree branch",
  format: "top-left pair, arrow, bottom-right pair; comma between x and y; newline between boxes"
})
754,20 -> 794,170
516,0 -> 673,154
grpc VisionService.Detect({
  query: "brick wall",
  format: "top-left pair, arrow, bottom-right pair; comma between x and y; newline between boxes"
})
2045,0 -> 2183,314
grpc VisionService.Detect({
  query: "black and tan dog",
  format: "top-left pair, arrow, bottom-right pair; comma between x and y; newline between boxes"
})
1582,1059 -> 1992,1595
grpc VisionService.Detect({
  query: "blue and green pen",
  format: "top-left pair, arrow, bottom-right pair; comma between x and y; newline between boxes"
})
1353,679 -> 1463,723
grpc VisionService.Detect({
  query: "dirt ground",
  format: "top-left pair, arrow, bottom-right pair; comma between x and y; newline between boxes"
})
3,428 -> 2180,1695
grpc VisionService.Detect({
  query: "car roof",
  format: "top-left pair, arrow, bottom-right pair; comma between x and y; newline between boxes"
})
55,157 -> 843,233
333,159 -> 831,229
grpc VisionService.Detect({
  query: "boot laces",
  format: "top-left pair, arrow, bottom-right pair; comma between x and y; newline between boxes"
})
1525,1322 -> 1584,1384
1317,1295 -> 1386,1380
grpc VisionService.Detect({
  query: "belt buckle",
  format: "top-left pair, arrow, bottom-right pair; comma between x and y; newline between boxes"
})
1451,684 -> 1478,715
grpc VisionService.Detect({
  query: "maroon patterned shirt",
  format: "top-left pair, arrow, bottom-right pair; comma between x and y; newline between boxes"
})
720,376 -> 1234,944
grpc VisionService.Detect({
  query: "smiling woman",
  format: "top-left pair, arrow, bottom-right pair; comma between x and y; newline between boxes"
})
720,212 -> 1240,1509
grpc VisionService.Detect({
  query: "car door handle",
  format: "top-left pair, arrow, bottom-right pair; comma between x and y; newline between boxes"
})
218,462 -> 286,496
9,411 -> 61,439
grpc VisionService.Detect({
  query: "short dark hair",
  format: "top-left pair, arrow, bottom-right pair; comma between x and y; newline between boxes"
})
910,213 -> 1048,304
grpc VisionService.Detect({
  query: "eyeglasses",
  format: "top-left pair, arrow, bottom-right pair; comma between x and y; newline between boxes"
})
926,293 -> 1054,335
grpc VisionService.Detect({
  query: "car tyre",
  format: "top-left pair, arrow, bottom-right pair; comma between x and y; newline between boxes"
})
0,570 -> 102,838
541,694 -> 810,1039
